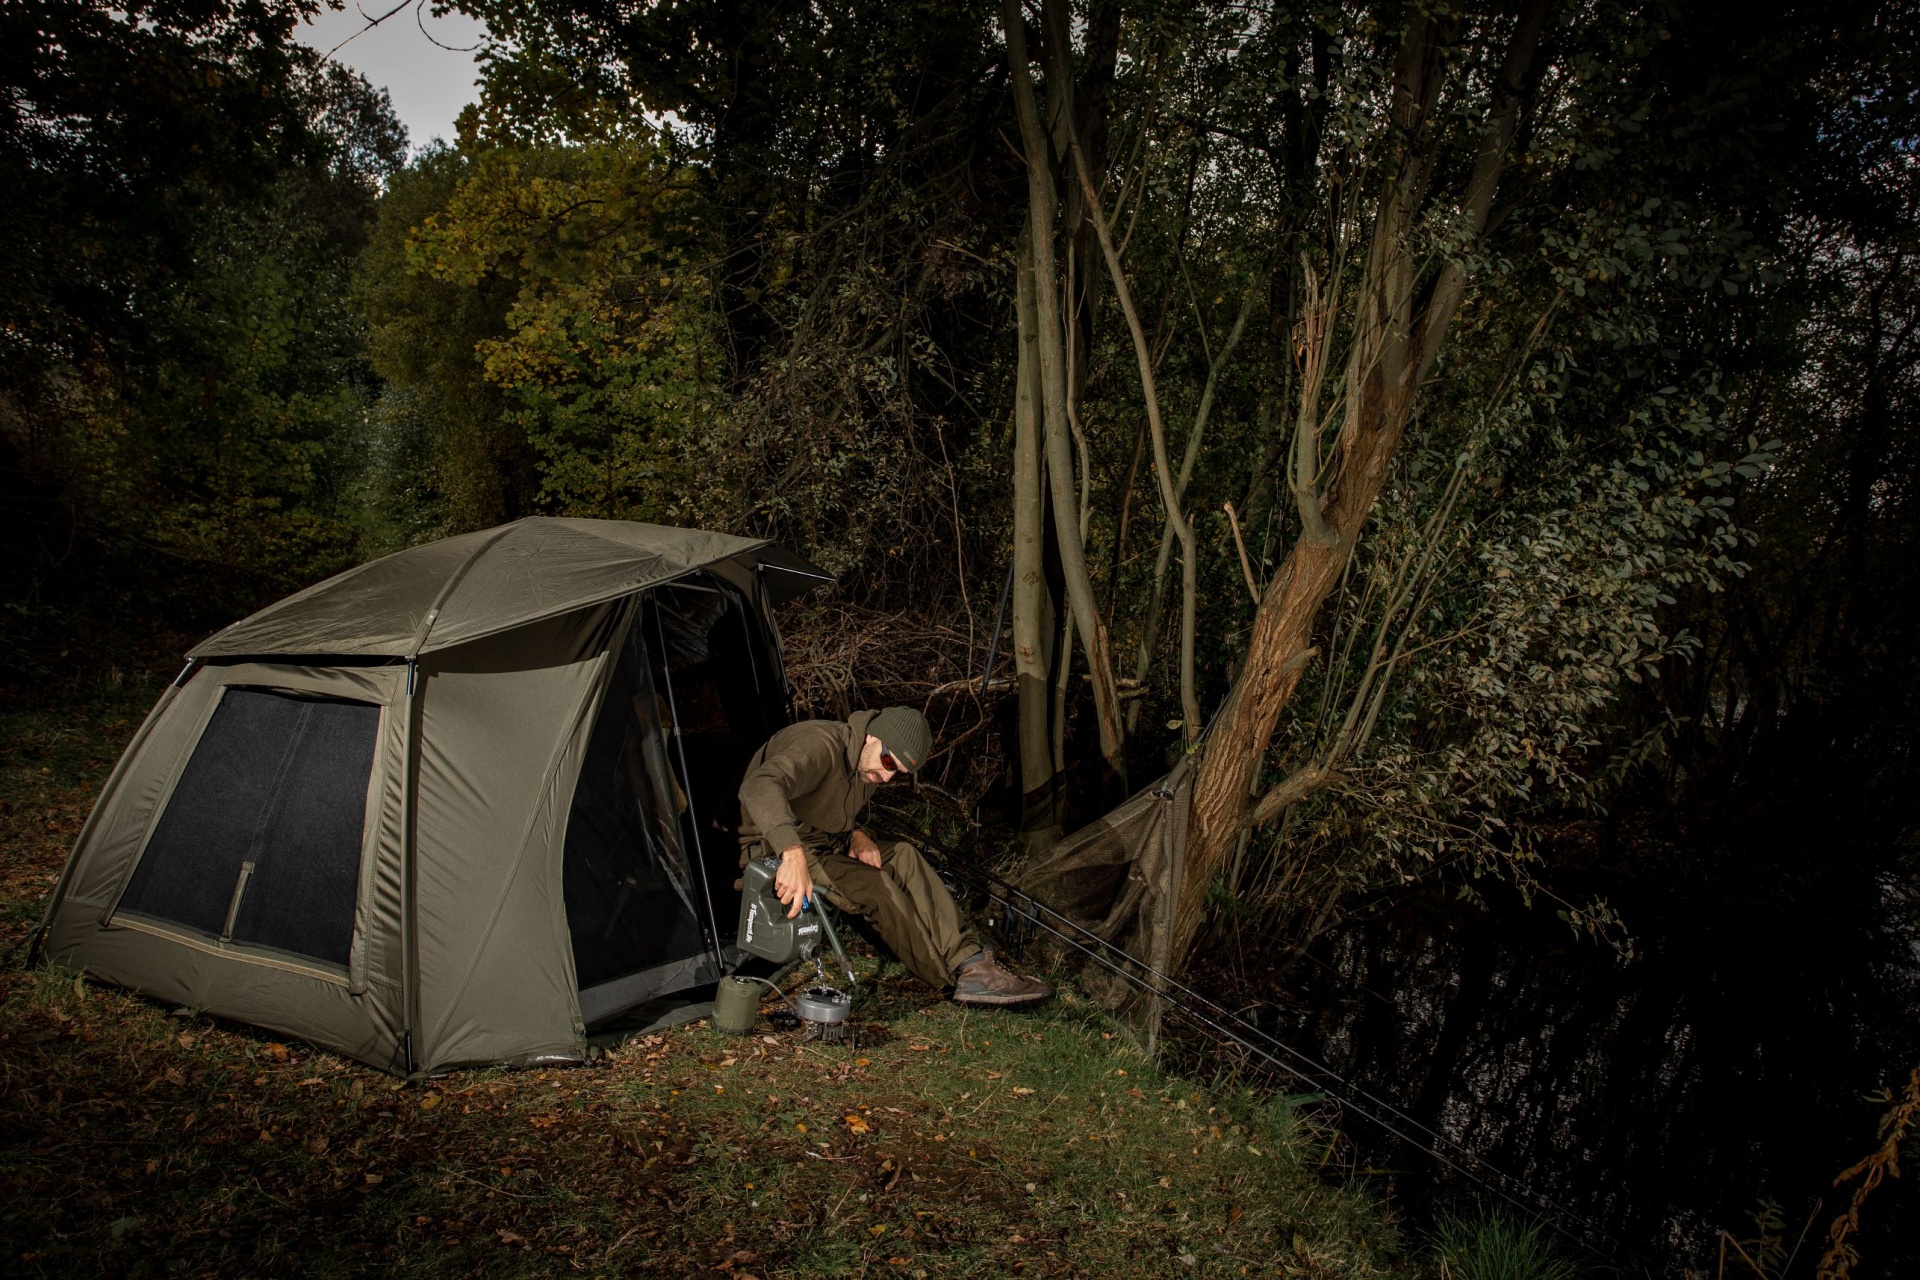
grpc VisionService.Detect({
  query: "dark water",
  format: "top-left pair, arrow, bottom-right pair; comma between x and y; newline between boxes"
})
1265,866 -> 1920,1276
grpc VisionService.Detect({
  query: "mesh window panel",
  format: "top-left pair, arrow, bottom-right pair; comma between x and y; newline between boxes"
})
118,687 -> 379,969
564,623 -> 707,992
649,580 -> 789,945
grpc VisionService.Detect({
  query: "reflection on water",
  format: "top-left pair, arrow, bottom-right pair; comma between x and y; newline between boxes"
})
1268,868 -> 1920,1274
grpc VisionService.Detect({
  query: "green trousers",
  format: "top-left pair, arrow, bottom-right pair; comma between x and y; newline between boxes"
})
804,841 -> 980,989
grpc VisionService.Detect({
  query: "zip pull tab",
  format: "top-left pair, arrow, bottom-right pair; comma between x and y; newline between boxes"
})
220,861 -> 256,943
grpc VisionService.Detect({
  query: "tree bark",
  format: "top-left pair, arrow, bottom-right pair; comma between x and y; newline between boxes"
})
1004,0 -> 1127,777
1173,1 -> 1553,956
1012,238 -> 1059,844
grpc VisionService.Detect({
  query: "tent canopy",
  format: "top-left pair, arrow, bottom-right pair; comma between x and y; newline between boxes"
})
189,517 -> 829,660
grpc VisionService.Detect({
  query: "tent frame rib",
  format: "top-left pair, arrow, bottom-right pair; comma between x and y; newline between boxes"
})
398,522 -> 518,1076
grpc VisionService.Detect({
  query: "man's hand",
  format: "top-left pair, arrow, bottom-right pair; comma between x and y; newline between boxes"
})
775,846 -> 814,919
848,829 -> 882,869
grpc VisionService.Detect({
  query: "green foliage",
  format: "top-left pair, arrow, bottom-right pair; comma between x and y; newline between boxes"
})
1431,1213 -> 1583,1280
355,146 -> 527,542
409,135 -> 714,520
9,0 -> 1916,942
2,4 -> 407,676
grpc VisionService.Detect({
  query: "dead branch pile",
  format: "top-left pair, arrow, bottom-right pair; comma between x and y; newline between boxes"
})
776,600 -> 1011,807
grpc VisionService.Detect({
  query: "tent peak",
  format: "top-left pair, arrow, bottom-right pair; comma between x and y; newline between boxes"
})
189,519 -> 829,661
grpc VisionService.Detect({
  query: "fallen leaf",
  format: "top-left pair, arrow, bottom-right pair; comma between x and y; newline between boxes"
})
163,1069 -> 186,1087
297,1077 -> 325,1087
868,1224 -> 887,1235
1011,1087 -> 1034,1096
108,1215 -> 140,1240
1229,1205 -> 1243,1224
907,1044 -> 930,1051
418,1094 -> 441,1110
845,1115 -> 871,1134
497,1230 -> 524,1245
363,1172 -> 383,1185
262,1043 -> 290,1062
304,1135 -> 329,1155
175,1032 -> 195,1049
1115,1068 -> 1127,1076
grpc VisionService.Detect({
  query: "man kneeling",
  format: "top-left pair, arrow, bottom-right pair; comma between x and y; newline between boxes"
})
737,706 -> 1051,1007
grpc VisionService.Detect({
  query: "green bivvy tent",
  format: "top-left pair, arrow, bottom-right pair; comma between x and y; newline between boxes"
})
34,518 -> 829,1076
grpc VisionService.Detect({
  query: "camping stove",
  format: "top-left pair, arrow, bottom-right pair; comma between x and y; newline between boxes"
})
735,855 -> 858,1043
793,986 -> 852,1043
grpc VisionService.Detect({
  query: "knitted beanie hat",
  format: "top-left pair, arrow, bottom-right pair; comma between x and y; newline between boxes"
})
869,706 -> 933,773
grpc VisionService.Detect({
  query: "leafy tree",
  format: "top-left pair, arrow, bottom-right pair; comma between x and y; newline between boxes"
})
394,0 -> 1918,967
356,145 -> 533,538
1,1 -> 406,678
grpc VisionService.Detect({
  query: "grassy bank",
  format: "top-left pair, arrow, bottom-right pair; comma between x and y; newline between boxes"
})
0,681 -> 1410,1277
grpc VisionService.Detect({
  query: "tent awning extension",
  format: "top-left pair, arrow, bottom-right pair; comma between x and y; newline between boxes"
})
189,517 -> 831,660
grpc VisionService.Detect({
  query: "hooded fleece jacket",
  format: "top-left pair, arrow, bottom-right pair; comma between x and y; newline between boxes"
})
735,711 -> 978,986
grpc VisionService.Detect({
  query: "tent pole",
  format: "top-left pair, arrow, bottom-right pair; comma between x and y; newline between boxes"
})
399,657 -> 421,1078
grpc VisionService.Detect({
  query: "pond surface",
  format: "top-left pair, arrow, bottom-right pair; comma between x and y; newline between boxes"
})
1264,864 -> 1920,1276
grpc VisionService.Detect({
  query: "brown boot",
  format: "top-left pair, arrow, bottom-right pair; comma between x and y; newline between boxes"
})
950,949 -> 1053,1007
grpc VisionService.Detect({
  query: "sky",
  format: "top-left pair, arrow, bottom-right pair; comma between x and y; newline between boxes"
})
296,2 -> 492,151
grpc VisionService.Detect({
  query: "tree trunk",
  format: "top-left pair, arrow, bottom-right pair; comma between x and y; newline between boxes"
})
1173,1 -> 1553,957
1012,239 -> 1059,846
1004,0 -> 1128,779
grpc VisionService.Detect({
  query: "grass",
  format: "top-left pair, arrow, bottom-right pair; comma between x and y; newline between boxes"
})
0,680 -> 1411,1277
1429,1214 -> 1582,1280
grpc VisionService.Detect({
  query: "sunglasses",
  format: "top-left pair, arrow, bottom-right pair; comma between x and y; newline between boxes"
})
879,749 -> 906,774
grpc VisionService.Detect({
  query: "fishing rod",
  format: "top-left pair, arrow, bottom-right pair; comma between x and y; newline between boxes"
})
870,814 -> 1656,1274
